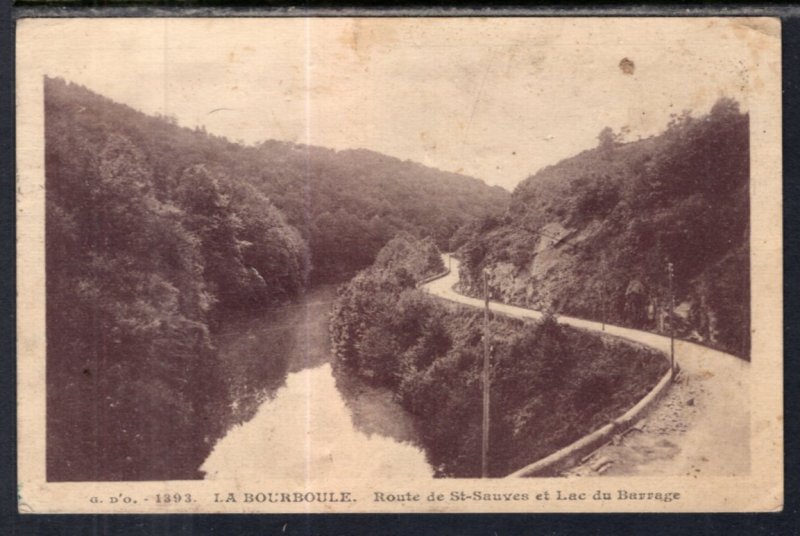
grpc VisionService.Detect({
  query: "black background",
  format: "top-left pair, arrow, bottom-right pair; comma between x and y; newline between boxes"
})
1,3 -> 796,534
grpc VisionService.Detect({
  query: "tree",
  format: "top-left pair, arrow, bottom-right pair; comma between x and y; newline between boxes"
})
597,127 -> 621,151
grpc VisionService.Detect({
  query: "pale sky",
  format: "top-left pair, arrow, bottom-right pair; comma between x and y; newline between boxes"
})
21,17 -> 778,190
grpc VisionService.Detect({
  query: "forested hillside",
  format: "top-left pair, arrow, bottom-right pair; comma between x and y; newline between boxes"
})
45,78 -> 509,281
44,77 -> 507,481
330,239 -> 667,477
456,99 -> 750,358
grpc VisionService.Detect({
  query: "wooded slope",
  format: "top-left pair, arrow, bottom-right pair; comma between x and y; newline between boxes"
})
455,99 -> 749,358
44,77 -> 508,480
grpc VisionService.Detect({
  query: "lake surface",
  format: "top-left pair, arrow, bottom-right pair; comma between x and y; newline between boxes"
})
201,286 -> 432,480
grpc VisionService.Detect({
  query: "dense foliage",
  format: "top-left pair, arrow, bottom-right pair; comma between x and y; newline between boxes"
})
46,78 -> 508,281
330,233 -> 445,384
46,95 -> 309,481
456,99 -> 750,358
330,241 -> 667,477
44,78 -> 506,481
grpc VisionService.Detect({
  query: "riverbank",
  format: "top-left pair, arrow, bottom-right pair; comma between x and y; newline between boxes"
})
201,285 -> 432,480
331,245 -> 668,477
209,285 -> 337,433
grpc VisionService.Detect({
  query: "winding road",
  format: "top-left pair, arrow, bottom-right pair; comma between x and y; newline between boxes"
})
424,255 -> 750,477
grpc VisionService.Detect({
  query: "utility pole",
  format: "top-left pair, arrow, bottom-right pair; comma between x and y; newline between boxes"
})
481,269 -> 491,478
601,257 -> 607,332
601,294 -> 606,332
667,261 -> 676,379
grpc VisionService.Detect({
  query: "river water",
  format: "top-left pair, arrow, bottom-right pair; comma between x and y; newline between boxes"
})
201,286 -> 432,480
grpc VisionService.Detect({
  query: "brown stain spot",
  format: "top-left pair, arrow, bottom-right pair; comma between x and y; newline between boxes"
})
694,370 -> 715,381
619,57 -> 635,75
338,20 -> 366,60
339,20 -> 398,63
419,131 -> 437,152
82,368 -> 92,378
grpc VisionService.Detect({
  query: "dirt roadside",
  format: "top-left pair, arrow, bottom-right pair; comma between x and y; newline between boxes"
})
426,254 -> 750,478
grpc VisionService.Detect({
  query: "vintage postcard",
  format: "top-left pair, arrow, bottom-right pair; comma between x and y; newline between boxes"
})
16,17 -> 782,513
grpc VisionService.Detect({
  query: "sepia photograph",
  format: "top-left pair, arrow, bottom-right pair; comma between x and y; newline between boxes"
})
16,16 -> 782,513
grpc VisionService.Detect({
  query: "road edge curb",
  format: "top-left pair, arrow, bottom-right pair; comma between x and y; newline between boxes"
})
505,366 -> 673,478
